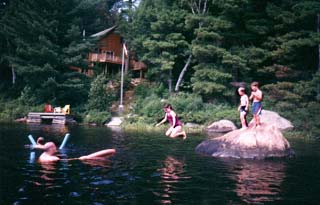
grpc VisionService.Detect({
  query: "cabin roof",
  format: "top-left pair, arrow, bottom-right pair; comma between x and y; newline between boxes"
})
90,26 -> 117,38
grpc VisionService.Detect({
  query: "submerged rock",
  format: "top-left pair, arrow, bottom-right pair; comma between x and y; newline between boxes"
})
249,110 -> 294,131
207,120 -> 237,133
196,124 -> 294,159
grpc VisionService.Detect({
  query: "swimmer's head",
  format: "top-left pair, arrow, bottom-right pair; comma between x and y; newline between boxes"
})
37,137 -> 44,145
43,142 -> 57,155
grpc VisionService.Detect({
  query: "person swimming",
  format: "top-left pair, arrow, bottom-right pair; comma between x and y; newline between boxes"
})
156,104 -> 187,139
34,137 -> 116,163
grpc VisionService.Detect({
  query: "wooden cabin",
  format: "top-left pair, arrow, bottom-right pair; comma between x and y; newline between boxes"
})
88,26 -> 147,78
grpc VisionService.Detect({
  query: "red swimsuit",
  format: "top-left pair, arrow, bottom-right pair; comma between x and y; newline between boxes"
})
166,113 -> 182,128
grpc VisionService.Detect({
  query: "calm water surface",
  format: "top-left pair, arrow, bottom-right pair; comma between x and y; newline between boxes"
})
0,123 -> 320,205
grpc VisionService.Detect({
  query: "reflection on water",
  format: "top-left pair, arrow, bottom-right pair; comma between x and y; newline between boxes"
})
154,156 -> 191,204
226,159 -> 285,204
80,158 -> 112,168
1,123 -> 320,204
28,123 -> 69,137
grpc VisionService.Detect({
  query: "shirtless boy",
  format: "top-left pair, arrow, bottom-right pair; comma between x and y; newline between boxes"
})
249,81 -> 263,128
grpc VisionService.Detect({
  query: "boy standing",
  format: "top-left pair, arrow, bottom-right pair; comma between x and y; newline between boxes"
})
237,87 -> 249,129
249,82 -> 263,128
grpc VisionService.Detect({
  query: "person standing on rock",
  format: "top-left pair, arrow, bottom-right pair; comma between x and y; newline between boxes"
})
156,104 -> 187,140
237,87 -> 249,129
249,81 -> 263,128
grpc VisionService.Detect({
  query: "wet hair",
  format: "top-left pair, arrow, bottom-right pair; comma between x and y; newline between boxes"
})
163,103 -> 173,110
37,137 -> 44,145
251,81 -> 259,87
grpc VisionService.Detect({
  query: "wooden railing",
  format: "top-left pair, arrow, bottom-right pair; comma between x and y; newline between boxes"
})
88,53 -> 122,64
88,53 -> 147,71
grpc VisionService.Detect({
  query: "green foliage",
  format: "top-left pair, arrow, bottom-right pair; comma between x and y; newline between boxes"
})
130,88 -> 239,125
83,110 -> 112,125
191,65 -> 233,99
0,99 -> 42,122
87,74 -> 116,111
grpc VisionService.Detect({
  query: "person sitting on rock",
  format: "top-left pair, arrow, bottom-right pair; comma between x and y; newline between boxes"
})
249,81 -> 263,128
237,87 -> 249,130
156,103 -> 187,140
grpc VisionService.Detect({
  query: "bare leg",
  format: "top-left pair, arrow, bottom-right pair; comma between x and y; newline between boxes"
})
240,112 -> 248,129
169,127 -> 187,139
256,115 -> 261,127
166,127 -> 174,137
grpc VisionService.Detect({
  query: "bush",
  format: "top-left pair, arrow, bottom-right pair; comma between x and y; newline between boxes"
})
83,110 -> 112,125
87,74 -> 116,111
130,90 -> 239,126
0,99 -> 43,122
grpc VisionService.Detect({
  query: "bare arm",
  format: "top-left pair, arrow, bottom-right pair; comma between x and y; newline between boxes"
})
245,95 -> 249,110
249,92 -> 255,100
156,114 -> 167,127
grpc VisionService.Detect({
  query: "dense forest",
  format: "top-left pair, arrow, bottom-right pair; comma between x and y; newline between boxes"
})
0,0 -> 320,137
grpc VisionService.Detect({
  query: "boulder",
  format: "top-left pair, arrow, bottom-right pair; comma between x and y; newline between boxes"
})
207,120 -> 237,133
196,124 -> 294,159
15,117 -> 27,123
185,122 -> 201,128
105,117 -> 123,126
249,110 -> 294,131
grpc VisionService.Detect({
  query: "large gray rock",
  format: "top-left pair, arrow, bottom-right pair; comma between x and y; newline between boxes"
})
207,120 -> 237,133
196,124 -> 294,159
249,110 -> 294,131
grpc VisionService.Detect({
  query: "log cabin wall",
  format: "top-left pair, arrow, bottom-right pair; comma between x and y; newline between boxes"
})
97,33 -> 122,57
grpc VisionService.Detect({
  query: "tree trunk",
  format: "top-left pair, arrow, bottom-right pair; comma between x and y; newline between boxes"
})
11,66 -> 16,85
168,69 -> 172,94
175,54 -> 192,92
317,14 -> 320,100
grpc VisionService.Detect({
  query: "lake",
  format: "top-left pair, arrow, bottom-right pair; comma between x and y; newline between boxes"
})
0,123 -> 320,204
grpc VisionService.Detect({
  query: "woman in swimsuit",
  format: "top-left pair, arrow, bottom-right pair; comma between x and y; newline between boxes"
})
156,104 -> 187,140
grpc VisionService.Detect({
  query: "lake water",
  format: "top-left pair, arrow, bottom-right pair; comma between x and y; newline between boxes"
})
0,123 -> 320,205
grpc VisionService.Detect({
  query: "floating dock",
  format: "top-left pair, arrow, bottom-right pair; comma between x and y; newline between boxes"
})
27,112 -> 75,124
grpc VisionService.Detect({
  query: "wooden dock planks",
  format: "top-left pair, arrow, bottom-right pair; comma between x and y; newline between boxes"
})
27,112 -> 75,124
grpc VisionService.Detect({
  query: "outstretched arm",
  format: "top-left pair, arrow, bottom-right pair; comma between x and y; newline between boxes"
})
156,114 -> 167,127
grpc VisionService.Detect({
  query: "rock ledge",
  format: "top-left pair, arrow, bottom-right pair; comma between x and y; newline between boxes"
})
196,124 -> 294,159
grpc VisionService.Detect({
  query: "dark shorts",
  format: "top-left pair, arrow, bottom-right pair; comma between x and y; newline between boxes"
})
252,102 -> 262,115
240,106 -> 247,113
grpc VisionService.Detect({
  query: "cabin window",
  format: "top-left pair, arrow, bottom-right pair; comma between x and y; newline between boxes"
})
106,51 -> 114,58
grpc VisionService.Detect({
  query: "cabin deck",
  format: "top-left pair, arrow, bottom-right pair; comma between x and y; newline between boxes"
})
27,112 -> 75,124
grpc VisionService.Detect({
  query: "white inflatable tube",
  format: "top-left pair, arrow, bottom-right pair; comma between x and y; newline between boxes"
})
59,133 -> 70,150
28,135 -> 37,146
29,152 -> 35,163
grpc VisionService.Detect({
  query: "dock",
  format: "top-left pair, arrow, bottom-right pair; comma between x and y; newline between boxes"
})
27,112 -> 75,124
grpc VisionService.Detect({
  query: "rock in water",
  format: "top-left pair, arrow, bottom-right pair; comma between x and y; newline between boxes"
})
249,110 -> 294,131
207,120 -> 237,133
105,117 -> 123,126
196,124 -> 294,159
